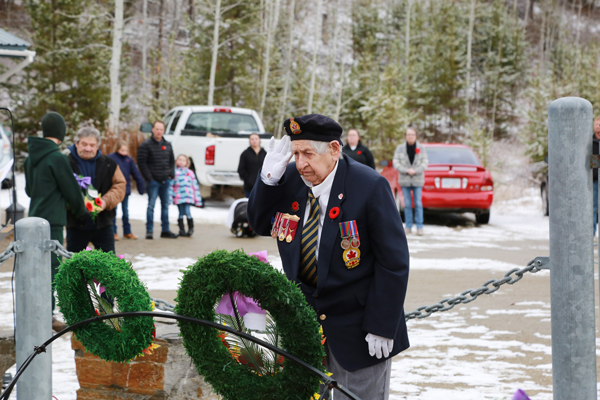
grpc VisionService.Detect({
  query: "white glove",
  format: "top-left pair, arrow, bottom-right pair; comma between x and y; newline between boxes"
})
365,333 -> 394,359
260,136 -> 292,186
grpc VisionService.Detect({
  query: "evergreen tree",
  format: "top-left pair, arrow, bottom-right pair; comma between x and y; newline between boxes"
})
16,0 -> 112,137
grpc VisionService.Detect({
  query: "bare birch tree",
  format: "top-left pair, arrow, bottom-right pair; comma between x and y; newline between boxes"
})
207,0 -> 222,106
259,0 -> 281,120
465,0 -> 475,116
109,0 -> 124,131
307,0 -> 322,114
276,0 -> 296,137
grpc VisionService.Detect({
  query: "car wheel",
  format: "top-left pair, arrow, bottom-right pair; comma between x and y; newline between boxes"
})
541,183 -> 549,216
476,210 -> 490,224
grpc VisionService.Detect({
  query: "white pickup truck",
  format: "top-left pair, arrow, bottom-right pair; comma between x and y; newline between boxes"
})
158,105 -> 273,198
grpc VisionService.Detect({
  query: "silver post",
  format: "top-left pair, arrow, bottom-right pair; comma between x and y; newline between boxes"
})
15,217 -> 52,400
548,97 -> 597,400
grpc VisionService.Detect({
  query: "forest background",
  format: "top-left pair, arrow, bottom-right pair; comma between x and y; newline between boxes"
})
1,0 -> 599,170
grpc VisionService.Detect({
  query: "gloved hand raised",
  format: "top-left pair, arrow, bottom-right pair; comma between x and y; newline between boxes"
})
260,136 -> 292,186
365,333 -> 394,359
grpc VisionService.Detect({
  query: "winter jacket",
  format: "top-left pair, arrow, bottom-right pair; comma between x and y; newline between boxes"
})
108,152 -> 146,195
136,136 -> 175,183
342,141 -> 375,169
24,136 -> 88,227
67,146 -> 126,230
393,141 -> 429,187
170,167 -> 203,207
237,146 -> 267,192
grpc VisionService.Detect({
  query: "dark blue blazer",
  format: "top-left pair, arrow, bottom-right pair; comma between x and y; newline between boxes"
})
248,155 -> 410,371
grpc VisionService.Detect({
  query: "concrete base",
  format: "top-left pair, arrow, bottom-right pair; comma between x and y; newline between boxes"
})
72,319 -> 220,400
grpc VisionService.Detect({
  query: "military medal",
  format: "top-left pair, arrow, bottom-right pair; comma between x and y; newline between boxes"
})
339,220 -> 361,267
343,248 -> 361,269
276,213 -> 300,242
271,212 -> 283,239
341,238 -> 351,250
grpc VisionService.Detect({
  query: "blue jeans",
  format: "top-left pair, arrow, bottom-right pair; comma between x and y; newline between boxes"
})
113,194 -> 131,235
402,186 -> 424,229
594,181 -> 598,235
146,180 -> 171,233
178,203 -> 192,219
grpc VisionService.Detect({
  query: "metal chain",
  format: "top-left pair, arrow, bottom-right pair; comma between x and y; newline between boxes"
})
405,258 -> 545,320
152,298 -> 176,312
48,241 -> 74,259
0,242 -> 15,265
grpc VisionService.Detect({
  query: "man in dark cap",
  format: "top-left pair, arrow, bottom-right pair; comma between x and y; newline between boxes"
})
24,111 -> 89,332
248,114 -> 410,400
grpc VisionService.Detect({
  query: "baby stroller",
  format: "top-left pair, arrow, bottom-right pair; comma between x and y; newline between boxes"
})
226,198 -> 256,238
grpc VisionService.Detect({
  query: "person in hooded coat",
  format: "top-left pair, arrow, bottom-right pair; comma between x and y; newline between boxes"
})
24,111 -> 89,331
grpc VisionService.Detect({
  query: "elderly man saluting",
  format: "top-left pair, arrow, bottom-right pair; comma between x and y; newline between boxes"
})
248,114 -> 410,400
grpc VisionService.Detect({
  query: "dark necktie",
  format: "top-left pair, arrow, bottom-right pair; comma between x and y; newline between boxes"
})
299,189 -> 320,286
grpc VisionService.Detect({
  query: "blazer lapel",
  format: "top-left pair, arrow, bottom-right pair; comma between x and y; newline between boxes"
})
317,157 -> 347,288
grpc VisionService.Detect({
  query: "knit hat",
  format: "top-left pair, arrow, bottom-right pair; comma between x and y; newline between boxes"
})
41,112 -> 66,142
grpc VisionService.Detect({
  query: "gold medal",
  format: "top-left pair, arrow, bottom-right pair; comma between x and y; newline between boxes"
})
343,248 -> 361,269
278,233 -> 285,241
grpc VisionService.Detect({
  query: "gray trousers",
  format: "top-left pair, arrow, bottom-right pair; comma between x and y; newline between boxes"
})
326,344 -> 392,400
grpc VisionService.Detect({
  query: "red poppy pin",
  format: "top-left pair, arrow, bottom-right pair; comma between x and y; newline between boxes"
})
415,148 -> 421,154
94,198 -> 102,207
329,207 -> 340,219
161,146 -> 166,150
357,151 -> 362,155
292,201 -> 299,211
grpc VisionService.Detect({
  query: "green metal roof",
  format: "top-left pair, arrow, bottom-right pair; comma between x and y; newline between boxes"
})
0,28 -> 30,51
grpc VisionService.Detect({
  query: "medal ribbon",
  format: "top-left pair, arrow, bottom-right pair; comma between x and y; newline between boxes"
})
339,220 -> 358,238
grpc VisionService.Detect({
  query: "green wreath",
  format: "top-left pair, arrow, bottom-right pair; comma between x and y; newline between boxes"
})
175,250 -> 326,400
55,250 -> 154,362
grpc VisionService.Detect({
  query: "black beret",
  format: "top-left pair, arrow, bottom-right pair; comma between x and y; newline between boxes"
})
283,114 -> 343,143
41,112 -> 66,142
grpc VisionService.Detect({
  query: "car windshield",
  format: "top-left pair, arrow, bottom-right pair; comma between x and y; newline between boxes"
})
426,146 -> 482,166
184,112 -> 259,133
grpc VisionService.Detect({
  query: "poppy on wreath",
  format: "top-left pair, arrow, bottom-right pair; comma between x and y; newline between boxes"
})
292,201 -> 299,211
329,207 -> 340,219
415,148 -> 421,154
95,197 -> 102,207
86,202 -> 93,212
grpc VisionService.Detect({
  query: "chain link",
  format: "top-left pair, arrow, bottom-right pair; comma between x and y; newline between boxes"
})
152,298 -> 176,312
0,242 -> 15,265
49,240 -> 74,259
405,258 -> 544,320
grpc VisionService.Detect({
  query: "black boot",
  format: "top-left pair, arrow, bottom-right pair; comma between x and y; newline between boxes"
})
178,218 -> 187,237
187,218 -> 194,237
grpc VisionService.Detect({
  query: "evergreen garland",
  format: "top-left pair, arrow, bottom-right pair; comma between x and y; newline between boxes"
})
175,250 -> 326,400
55,250 -> 154,363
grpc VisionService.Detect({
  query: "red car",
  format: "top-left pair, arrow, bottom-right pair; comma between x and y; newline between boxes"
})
381,143 -> 494,224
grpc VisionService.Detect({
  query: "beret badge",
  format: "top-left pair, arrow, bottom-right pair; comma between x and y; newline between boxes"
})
290,118 -> 302,135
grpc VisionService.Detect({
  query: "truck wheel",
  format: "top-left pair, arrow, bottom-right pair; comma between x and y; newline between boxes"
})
476,210 -> 490,224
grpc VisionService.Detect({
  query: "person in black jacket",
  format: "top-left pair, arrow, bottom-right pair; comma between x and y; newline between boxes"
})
67,127 -> 126,253
238,133 -> 267,197
137,121 -> 178,239
342,128 -> 375,169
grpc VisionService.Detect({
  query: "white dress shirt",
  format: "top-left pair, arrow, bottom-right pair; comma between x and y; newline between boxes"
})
300,160 -> 339,260
261,160 -> 339,261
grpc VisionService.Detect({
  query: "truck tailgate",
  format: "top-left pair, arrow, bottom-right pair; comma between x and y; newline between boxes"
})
214,138 -> 251,171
